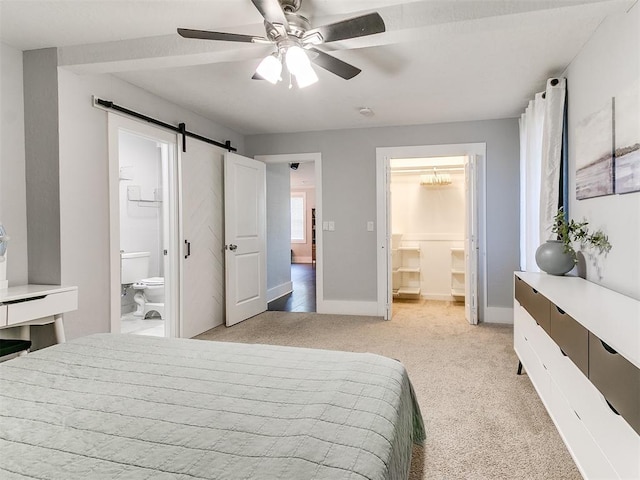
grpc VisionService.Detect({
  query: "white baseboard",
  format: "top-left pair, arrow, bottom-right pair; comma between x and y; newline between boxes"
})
267,281 -> 293,303
317,300 -> 380,316
292,257 -> 312,264
483,306 -> 514,324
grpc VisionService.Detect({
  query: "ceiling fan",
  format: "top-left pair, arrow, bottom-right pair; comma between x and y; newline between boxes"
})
177,0 -> 386,87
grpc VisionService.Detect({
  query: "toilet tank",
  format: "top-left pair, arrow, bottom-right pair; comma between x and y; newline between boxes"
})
121,251 -> 150,284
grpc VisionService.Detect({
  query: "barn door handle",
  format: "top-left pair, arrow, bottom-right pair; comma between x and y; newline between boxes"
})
184,240 -> 191,259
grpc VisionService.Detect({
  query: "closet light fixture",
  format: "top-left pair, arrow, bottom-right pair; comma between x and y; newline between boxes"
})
420,169 -> 452,186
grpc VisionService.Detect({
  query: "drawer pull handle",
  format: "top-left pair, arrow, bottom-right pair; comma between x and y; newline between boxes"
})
605,399 -> 620,415
560,348 -> 568,357
555,306 -> 565,315
600,340 -> 618,355
532,288 -> 539,294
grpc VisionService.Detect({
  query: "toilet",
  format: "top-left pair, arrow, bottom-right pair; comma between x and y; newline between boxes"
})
121,252 -> 165,320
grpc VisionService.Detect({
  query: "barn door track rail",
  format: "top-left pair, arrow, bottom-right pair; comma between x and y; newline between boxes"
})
92,96 -> 236,153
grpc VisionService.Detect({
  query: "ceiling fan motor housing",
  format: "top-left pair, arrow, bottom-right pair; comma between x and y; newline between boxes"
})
284,14 -> 310,38
280,0 -> 302,13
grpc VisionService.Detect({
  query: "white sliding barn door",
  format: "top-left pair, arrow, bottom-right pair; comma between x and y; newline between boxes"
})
224,152 -> 267,326
180,140 -> 225,338
464,155 -> 479,325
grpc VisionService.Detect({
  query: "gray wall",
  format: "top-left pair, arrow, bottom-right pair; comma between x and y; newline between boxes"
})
564,3 -> 639,300
266,163 -> 292,295
246,118 -> 520,315
56,67 -> 245,340
23,48 -> 61,285
0,43 -> 28,285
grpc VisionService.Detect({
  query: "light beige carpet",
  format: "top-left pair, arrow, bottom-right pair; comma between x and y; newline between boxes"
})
196,300 -> 581,479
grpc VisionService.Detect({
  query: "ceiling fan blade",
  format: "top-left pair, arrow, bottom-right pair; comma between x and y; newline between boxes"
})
177,28 -> 267,43
307,48 -> 361,80
251,0 -> 289,30
303,12 -> 385,44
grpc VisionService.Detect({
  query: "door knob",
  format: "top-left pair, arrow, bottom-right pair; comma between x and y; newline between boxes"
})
227,244 -> 238,252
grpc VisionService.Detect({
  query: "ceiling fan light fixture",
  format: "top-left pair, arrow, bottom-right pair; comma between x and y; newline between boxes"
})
294,64 -> 318,88
285,45 -> 318,88
256,53 -> 282,84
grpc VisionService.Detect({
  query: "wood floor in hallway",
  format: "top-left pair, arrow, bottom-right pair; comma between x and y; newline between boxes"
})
268,263 -> 316,312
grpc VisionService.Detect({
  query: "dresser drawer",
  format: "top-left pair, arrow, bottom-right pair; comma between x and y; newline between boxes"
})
514,276 -> 551,334
550,305 -> 589,376
515,323 -> 552,402
0,304 -> 6,326
548,378 -> 619,480
6,290 -> 77,326
589,332 -> 640,435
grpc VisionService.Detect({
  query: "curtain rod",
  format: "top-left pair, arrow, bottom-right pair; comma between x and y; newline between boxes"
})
92,96 -> 236,153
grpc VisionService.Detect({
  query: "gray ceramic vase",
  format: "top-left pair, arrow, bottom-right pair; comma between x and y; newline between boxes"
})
535,240 -> 575,275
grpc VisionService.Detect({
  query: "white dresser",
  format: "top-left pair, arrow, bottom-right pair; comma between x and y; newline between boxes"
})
514,272 -> 639,479
0,284 -> 78,343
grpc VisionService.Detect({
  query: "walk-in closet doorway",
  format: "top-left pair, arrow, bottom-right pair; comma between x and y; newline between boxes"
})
376,144 -> 487,324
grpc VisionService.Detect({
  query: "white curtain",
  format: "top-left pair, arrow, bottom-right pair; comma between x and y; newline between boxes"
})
519,78 -> 566,272
520,93 -> 545,272
539,78 -> 567,240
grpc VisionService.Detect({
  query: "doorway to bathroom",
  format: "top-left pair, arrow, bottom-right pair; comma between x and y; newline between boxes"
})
108,115 -> 179,338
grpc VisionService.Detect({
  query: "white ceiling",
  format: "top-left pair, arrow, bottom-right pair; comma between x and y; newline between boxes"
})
1,0 -> 635,135
291,161 -> 316,188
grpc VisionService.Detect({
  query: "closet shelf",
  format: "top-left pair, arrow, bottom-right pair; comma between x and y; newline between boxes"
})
392,236 -> 421,299
451,270 -> 465,275
398,287 -> 421,296
451,288 -> 465,297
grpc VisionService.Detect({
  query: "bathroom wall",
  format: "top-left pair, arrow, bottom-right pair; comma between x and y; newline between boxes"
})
391,169 -> 465,299
119,130 -> 163,278
118,130 -> 164,314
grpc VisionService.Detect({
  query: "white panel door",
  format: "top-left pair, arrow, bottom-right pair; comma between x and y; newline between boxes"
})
464,155 -> 479,325
180,140 -> 225,338
224,152 -> 267,326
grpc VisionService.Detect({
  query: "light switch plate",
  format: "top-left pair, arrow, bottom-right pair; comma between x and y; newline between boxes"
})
367,221 -> 374,231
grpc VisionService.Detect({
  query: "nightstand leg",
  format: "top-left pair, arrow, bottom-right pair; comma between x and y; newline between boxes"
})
517,361 -> 523,375
53,314 -> 66,343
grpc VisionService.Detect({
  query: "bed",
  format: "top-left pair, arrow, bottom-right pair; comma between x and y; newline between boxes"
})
0,333 -> 424,479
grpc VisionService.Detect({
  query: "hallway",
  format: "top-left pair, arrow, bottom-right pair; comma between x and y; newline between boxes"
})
268,263 -> 316,312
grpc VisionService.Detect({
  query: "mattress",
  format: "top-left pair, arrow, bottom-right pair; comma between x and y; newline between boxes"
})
0,333 -> 424,479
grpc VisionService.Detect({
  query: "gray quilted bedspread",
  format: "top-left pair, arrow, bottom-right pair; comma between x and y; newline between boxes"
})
0,334 -> 424,479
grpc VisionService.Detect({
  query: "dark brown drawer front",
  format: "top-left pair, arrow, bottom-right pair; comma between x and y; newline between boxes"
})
589,333 -> 640,435
514,275 -> 528,306
514,276 -> 551,334
550,306 -> 588,376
